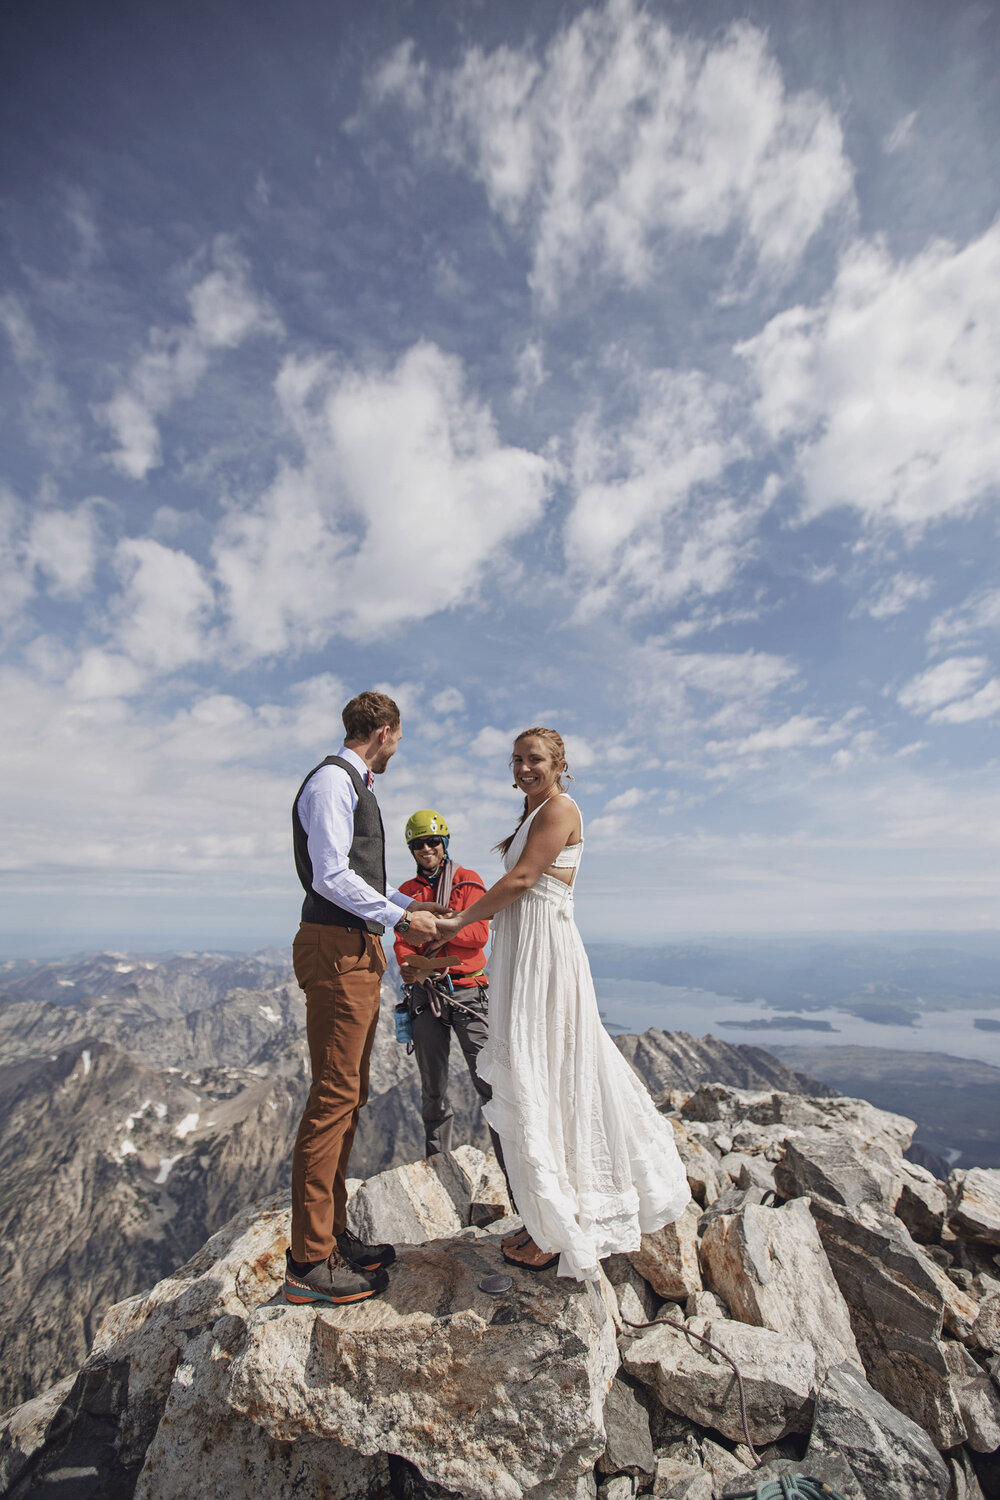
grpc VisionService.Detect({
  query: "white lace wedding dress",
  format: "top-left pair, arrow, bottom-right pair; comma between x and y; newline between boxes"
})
477,797 -> 690,1281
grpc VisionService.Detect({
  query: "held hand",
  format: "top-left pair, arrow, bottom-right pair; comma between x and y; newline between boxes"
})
399,962 -> 418,983
408,900 -> 451,916
404,908 -> 441,945
427,913 -> 463,953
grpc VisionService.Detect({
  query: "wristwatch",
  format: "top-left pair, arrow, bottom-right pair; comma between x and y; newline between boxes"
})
394,911 -> 412,935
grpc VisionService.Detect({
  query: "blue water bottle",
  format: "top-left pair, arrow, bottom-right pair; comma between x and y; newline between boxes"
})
394,996 -> 413,1045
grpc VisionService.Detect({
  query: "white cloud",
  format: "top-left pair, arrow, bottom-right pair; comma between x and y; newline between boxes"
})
25,501 -> 102,599
564,368 -> 759,616
708,711 -> 854,757
830,729 -> 880,769
897,656 -> 990,716
0,488 -> 36,628
0,295 -> 77,457
928,587 -> 1000,649
883,110 -> 917,154
431,687 -> 466,716
65,649 -> 147,701
0,667 -> 338,875
469,725 -> 517,760
635,644 -> 798,736
929,678 -> 1000,724
854,571 -> 933,620
511,340 -> 545,408
562,734 -> 596,771
603,787 -> 643,813
0,491 -> 102,634
97,240 -> 282,479
374,2 -> 852,306
740,220 -> 1000,530
110,538 -> 216,675
214,341 -> 551,655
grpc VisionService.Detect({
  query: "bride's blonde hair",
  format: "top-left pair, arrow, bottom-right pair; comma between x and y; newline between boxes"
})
494,727 -> 572,856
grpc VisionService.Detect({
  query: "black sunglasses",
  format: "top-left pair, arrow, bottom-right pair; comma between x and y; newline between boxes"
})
410,837 -> 444,851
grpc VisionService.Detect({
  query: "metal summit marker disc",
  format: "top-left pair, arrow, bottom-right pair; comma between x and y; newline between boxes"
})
478,1273 -> 513,1295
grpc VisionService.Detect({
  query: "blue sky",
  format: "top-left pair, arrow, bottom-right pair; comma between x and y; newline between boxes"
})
2,0 -> 999,954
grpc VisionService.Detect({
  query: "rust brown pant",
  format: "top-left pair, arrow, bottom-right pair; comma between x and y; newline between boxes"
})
290,922 -> 386,1262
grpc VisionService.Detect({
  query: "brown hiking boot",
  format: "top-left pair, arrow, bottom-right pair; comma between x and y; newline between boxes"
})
283,1247 -> 389,1305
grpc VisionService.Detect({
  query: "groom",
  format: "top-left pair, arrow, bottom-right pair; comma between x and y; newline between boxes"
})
285,690 -> 444,1306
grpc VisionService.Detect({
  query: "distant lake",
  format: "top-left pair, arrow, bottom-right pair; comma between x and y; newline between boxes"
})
595,978 -> 1000,1069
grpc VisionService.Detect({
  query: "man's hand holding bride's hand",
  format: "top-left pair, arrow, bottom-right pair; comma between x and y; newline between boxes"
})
408,900 -> 451,915
402,907 -> 443,944
426,913 -> 462,953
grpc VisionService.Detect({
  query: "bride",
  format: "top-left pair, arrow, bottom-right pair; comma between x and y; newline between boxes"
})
432,727 -> 690,1280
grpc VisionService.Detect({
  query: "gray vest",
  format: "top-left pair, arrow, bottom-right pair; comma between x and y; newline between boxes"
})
292,756 -> 387,934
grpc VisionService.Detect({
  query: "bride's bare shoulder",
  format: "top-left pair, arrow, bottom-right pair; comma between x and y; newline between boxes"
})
533,795 -> 580,836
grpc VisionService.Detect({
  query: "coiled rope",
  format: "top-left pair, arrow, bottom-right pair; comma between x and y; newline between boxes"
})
619,1315 -> 849,1499
620,1311 -> 763,1467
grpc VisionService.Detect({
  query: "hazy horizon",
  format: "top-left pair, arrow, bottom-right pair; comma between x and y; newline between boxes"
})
5,925 -> 999,964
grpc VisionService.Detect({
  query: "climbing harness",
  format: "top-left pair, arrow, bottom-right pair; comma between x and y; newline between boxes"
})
395,858 -> 489,1049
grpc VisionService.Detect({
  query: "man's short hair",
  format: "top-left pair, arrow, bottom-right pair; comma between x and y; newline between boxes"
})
342,691 -> 401,741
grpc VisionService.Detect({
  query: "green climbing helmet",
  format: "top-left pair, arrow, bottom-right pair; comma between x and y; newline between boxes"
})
404,808 -> 451,845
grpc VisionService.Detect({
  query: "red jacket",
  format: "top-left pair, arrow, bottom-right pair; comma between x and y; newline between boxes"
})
393,864 -> 488,988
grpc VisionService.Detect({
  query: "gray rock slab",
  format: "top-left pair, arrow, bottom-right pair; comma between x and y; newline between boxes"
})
598,1478 -> 636,1500
699,1197 -> 859,1378
622,1314 -> 816,1445
685,1290 -> 728,1320
528,1473 -> 598,1500
806,1360 -> 949,1500
597,1377 -> 655,1477
627,1204 -> 702,1303
896,1159 -> 948,1243
0,1193 -> 293,1496
698,1185 -> 771,1231
948,1447 -> 987,1500
665,1434 -> 752,1492
134,1324 -> 388,1500
941,1341 -> 1000,1452
347,1148 -> 486,1245
671,1121 -> 722,1207
807,1195 -> 971,1448
737,1157 -> 777,1193
228,1237 -> 619,1500
470,1150 -> 515,1227
0,1374 -> 75,1495
651,1457 -> 712,1499
773,1132 -> 895,1211
950,1168 -> 1000,1246
972,1291 -> 1000,1354
603,1255 -> 661,1326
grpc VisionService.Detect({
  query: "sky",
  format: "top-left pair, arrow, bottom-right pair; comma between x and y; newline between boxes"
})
2,0 -> 1000,956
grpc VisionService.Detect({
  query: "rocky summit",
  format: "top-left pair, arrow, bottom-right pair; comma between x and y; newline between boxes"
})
3,1085 -> 1000,1499
0,952 -> 831,1414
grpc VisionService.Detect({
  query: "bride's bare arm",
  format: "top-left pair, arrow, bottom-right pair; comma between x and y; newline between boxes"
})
433,798 -> 579,938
